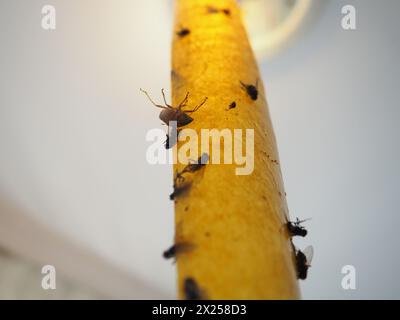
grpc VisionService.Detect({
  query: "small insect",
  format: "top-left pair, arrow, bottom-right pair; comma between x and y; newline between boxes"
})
296,246 -> 313,280
170,153 -> 209,200
227,101 -> 236,110
287,218 -> 310,237
164,129 -> 181,149
184,277 -> 204,300
141,88 -> 208,128
163,242 -> 194,260
240,80 -> 259,101
176,28 -> 190,37
173,153 -> 209,183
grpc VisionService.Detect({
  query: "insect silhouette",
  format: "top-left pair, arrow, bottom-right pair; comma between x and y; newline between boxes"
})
287,218 -> 310,237
173,169 -> 186,185
240,80 -> 259,100
140,88 -> 208,127
163,242 -> 194,260
184,277 -> 204,300
165,134 -> 172,149
296,246 -> 313,280
227,101 -> 236,110
169,153 -> 209,200
164,129 -> 181,150
176,28 -> 190,38
174,153 -> 210,183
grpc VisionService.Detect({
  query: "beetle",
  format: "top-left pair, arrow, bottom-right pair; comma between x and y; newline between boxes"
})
163,242 -> 194,260
140,88 -> 208,127
287,218 -> 310,237
296,246 -> 313,280
184,277 -> 204,300
240,80 -> 259,100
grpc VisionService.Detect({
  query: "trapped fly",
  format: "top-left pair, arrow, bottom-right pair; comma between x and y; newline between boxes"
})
240,80 -> 258,101
296,246 -> 313,280
163,242 -> 194,260
287,218 -> 310,237
184,277 -> 204,300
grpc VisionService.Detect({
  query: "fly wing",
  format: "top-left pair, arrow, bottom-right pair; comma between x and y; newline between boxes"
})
296,217 -> 312,225
303,246 -> 314,266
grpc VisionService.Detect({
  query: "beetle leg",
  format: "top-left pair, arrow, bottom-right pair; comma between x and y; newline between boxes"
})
178,92 -> 190,110
140,88 -> 167,109
161,88 -> 174,109
185,97 -> 208,113
161,88 -> 168,105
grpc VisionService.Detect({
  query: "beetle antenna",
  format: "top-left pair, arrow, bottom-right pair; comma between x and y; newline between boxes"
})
140,88 -> 166,109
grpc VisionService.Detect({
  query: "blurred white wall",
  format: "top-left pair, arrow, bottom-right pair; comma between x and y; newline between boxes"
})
261,0 -> 400,299
0,0 -> 175,299
0,0 -> 399,299
0,248 -> 99,299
